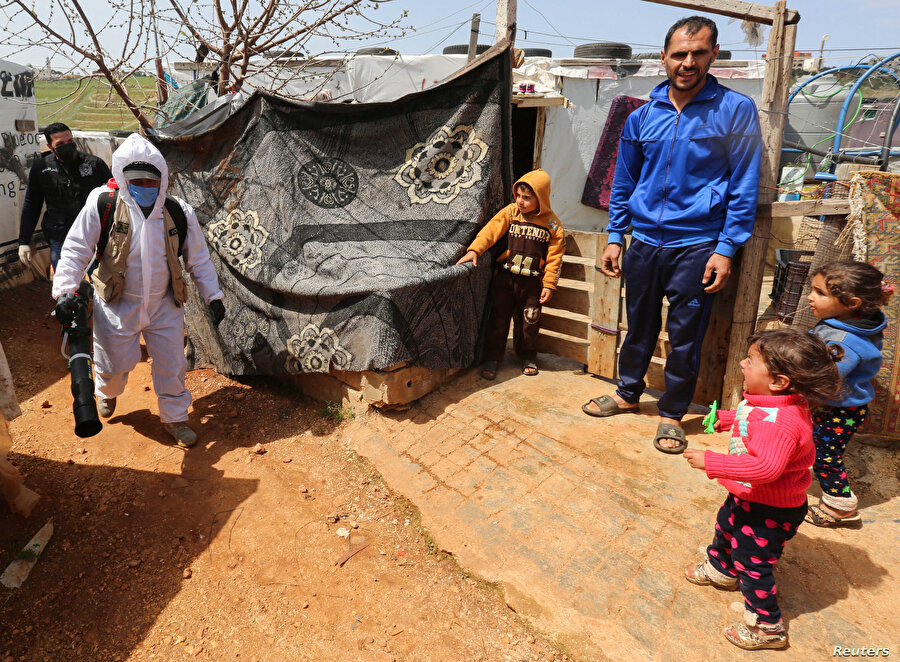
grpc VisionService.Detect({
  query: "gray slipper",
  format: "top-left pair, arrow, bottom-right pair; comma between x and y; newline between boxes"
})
581,394 -> 639,418
653,423 -> 687,454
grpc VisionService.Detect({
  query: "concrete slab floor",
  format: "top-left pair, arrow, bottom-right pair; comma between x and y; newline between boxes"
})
347,353 -> 900,661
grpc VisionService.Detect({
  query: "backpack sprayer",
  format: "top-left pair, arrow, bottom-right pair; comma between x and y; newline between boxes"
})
54,280 -> 102,438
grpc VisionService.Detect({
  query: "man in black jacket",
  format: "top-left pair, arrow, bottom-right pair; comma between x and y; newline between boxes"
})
18,122 -> 113,271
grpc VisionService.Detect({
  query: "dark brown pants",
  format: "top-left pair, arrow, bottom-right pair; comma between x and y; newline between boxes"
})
481,269 -> 543,363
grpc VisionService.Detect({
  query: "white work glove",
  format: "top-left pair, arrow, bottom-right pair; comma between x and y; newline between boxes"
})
18,244 -> 32,264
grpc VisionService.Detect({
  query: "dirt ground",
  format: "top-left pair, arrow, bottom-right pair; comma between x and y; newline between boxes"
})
0,280 -> 567,662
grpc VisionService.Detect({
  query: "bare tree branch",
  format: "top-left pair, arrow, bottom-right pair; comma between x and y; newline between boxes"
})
1,0 -> 409,123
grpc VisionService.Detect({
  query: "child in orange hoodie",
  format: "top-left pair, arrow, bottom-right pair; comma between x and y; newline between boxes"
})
457,169 -> 565,378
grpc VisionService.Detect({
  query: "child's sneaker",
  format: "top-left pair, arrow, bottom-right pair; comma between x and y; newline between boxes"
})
723,622 -> 788,650
684,559 -> 738,590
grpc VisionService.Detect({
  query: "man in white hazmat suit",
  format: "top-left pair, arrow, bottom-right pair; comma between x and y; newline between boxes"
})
52,134 -> 225,448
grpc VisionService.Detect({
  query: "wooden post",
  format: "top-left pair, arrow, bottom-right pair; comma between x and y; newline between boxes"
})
720,0 -> 797,408
496,0 -> 517,47
467,14 -> 481,62
533,107 -> 546,168
155,57 -> 168,105
587,234 -> 622,377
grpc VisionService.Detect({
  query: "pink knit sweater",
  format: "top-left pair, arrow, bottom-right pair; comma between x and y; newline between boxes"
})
705,392 -> 815,508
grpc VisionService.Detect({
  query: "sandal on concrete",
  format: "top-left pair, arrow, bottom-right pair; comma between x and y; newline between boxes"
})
723,622 -> 787,650
580,395 -> 639,418
684,559 -> 738,590
479,361 -> 498,381
522,360 -> 539,376
805,504 -> 862,528
654,423 -> 687,454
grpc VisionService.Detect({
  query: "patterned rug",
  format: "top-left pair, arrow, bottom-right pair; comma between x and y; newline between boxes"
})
850,171 -> 900,438
580,95 -> 647,211
153,49 -> 512,375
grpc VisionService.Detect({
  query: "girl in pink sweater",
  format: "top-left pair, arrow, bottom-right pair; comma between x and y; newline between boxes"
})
683,329 -> 841,650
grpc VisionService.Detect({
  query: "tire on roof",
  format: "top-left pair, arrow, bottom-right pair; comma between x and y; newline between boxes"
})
573,42 -> 632,59
442,44 -> 491,55
356,47 -> 399,56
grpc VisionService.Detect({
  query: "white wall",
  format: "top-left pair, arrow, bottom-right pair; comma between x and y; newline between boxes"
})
0,60 -> 41,288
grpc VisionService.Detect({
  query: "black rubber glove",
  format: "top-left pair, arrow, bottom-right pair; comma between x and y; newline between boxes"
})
209,299 -> 225,326
55,292 -> 79,327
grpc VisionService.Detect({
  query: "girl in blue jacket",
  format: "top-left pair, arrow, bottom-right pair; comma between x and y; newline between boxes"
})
805,261 -> 893,527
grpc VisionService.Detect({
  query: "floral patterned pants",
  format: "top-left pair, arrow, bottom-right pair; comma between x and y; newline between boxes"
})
706,494 -> 807,625
813,405 -> 866,510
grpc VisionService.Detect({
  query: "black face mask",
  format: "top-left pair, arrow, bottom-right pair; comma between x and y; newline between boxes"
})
53,142 -> 77,163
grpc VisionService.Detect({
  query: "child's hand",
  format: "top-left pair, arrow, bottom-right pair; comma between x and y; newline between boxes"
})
456,250 -> 478,266
539,287 -> 553,304
683,448 -> 706,470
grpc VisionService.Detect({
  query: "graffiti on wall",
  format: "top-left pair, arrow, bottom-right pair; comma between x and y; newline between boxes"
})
0,70 -> 34,99
0,141 -> 39,186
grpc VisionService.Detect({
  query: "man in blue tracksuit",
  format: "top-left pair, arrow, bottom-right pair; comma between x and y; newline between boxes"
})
581,15 -> 761,454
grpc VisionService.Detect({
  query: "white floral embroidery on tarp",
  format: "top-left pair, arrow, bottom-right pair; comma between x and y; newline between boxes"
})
285,323 -> 353,373
207,208 -> 270,275
394,123 -> 488,205
230,306 -> 270,346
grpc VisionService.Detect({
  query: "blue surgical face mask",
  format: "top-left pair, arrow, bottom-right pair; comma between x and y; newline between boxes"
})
127,183 -> 159,208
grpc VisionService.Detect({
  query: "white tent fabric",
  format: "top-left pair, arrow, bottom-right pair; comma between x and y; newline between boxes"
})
345,55 -> 468,103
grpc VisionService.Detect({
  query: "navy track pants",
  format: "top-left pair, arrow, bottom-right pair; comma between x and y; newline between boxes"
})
616,239 -> 716,420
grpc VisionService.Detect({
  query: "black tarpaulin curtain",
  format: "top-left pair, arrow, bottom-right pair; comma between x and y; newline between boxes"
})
153,47 -> 513,375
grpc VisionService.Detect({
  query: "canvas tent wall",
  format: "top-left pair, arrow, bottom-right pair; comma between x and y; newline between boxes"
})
0,61 -> 42,289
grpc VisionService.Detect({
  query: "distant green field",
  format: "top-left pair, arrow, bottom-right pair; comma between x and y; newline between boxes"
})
35,77 -> 158,132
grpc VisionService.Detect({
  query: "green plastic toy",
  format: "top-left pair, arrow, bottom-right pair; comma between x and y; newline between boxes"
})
702,400 -> 718,434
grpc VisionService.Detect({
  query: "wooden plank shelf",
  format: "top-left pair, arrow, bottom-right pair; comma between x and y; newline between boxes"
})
512,95 -> 567,108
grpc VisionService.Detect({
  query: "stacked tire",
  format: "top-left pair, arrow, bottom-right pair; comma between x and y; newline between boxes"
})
573,43 -> 632,59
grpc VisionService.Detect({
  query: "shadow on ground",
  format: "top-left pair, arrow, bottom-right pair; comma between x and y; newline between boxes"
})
0,455 -> 258,660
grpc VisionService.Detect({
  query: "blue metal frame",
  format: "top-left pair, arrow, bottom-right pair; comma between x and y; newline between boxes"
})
788,64 -> 900,106
833,53 -> 900,153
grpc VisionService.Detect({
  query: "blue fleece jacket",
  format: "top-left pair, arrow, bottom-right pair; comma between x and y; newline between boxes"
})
810,312 -> 886,407
607,75 -> 762,258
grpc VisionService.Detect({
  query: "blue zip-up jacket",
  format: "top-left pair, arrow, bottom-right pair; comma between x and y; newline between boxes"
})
810,312 -> 886,408
607,75 -> 762,258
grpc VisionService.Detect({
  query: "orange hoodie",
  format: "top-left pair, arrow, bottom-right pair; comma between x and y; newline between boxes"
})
466,169 -> 566,290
